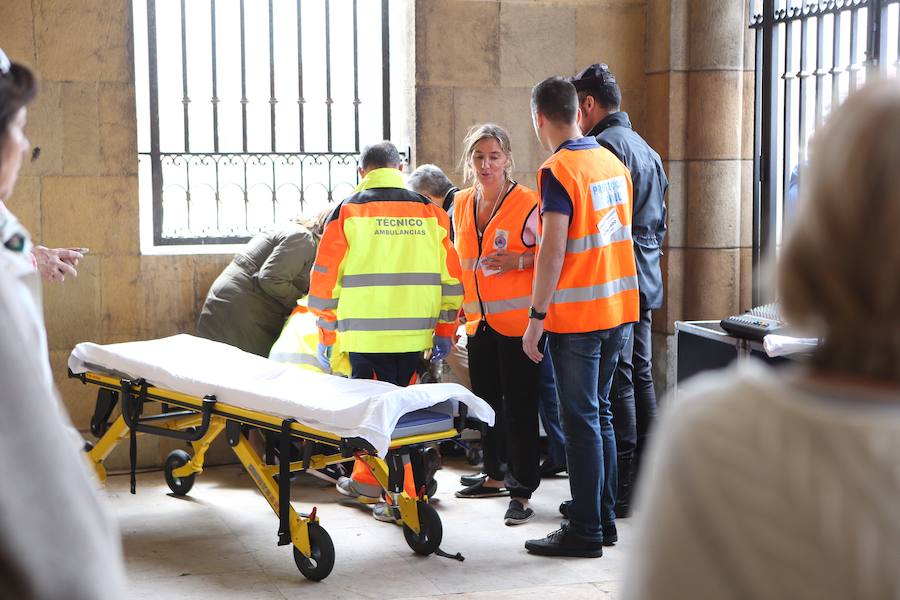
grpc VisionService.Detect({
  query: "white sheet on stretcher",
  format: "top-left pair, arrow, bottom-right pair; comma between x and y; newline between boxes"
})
68,334 -> 494,457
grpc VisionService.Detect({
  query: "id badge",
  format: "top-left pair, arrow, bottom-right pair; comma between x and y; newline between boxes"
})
493,229 -> 509,251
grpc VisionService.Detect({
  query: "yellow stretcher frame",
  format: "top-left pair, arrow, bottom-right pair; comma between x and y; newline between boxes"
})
73,370 -> 456,582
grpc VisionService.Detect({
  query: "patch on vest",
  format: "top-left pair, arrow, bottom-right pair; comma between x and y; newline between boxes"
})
589,175 -> 628,211
373,217 -> 427,236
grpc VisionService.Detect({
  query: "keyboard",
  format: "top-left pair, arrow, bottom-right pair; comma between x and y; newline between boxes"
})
720,303 -> 786,342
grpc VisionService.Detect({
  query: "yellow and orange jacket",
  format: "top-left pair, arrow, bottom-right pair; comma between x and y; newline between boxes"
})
453,183 -> 538,337
537,141 -> 639,334
308,168 -> 463,353
268,301 -> 352,376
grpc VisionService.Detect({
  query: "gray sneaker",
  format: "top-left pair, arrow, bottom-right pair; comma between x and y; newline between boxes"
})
336,476 -> 380,502
372,502 -> 397,523
504,500 -> 535,526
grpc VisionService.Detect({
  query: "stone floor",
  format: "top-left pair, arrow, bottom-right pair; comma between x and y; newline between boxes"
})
107,456 -> 629,599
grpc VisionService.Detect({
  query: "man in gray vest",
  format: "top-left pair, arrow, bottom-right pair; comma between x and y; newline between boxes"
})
570,63 -> 668,516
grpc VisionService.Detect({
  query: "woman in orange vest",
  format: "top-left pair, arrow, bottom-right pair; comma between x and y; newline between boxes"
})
452,123 -> 542,526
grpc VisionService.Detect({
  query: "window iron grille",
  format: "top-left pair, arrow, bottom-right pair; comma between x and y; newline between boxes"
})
135,0 -> 402,246
749,0 -> 899,304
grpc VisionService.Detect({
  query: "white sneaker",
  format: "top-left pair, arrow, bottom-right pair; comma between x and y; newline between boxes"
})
372,502 -> 397,523
336,476 -> 381,503
335,476 -> 356,497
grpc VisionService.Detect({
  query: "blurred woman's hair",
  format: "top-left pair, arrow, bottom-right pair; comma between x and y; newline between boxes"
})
292,208 -> 330,239
0,55 -> 37,154
458,123 -> 514,185
779,78 -> 900,383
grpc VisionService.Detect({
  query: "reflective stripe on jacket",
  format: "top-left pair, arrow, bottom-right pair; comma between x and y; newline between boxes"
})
453,183 -> 537,337
308,168 -> 463,353
538,147 -> 639,334
268,303 -> 351,376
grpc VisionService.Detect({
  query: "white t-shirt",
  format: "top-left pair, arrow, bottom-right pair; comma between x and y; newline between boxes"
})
624,360 -> 900,600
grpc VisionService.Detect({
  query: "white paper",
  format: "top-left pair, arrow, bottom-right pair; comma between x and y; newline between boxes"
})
597,209 -> 624,246
763,334 -> 818,358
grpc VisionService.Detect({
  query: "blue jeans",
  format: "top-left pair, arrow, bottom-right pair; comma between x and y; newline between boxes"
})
547,325 -> 627,542
537,340 -> 566,467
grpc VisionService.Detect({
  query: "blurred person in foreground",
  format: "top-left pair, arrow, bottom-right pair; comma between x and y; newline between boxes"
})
0,49 -> 125,599
624,78 -> 900,599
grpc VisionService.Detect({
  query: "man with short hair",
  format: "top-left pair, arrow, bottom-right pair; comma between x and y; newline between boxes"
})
308,141 -> 464,521
309,140 -> 463,386
522,77 -> 638,557
570,63 -> 668,516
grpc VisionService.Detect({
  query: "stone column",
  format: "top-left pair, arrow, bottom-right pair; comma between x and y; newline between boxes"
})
644,0 -> 755,392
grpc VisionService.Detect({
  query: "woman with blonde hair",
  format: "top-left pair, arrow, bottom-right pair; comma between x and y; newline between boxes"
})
625,78 -> 900,599
452,123 -> 543,526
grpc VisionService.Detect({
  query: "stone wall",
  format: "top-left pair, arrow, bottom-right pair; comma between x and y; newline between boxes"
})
413,0 -> 648,187
1,0 -> 234,469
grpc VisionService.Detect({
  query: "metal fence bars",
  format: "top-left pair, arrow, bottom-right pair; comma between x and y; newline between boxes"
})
137,0 -> 395,246
749,0 -> 900,304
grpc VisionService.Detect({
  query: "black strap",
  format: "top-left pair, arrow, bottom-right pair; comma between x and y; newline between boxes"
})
126,380 -> 148,495
435,548 -> 465,561
277,418 -> 296,546
129,424 -> 137,494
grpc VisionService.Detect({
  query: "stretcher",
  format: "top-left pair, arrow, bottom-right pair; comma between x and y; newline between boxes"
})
68,335 -> 493,582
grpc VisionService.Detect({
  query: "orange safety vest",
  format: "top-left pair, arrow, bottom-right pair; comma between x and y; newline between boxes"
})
453,183 -> 538,337
537,145 -> 639,334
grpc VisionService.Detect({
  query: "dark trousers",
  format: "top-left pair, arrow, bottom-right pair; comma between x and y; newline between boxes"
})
349,350 -> 424,486
349,352 -> 420,387
611,308 -> 658,467
467,321 -> 541,499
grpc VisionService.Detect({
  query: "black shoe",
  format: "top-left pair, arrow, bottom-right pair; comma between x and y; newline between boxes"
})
504,500 -> 535,526
559,500 -> 617,546
459,471 -> 487,486
525,524 -> 603,558
455,479 -> 509,498
603,521 -> 618,545
614,453 -> 634,518
540,458 -> 567,478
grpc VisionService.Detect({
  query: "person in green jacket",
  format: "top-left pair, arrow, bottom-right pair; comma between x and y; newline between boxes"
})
197,215 -> 325,357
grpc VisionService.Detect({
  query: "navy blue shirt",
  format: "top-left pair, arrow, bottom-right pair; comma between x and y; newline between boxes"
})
539,137 -> 602,219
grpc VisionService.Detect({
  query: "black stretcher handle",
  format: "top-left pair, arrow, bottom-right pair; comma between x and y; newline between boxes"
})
120,378 -> 217,442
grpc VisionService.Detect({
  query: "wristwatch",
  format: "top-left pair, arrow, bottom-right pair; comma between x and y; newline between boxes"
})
529,306 -> 547,320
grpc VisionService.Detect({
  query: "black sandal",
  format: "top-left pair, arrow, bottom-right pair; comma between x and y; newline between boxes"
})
454,479 -> 510,498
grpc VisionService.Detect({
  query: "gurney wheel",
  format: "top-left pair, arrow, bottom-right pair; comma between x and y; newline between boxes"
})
293,523 -> 335,581
164,449 -> 196,496
402,503 -> 443,556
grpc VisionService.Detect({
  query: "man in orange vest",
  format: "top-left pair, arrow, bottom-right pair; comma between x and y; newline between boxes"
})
522,77 -> 639,558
